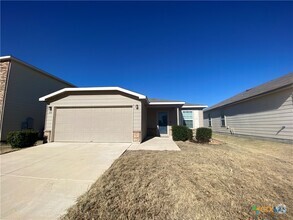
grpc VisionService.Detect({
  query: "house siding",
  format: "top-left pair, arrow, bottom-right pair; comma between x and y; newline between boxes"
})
204,87 -> 293,141
198,110 -> 204,127
1,60 -> 73,141
45,91 -> 143,142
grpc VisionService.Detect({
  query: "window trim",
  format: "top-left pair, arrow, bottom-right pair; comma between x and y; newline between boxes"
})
182,110 -> 194,129
221,114 -> 226,127
208,114 -> 212,127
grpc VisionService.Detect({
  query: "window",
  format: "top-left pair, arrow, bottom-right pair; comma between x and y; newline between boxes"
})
208,114 -> 212,127
221,114 -> 226,127
182,110 -> 193,129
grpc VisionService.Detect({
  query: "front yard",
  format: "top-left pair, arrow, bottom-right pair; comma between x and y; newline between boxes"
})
0,142 -> 20,154
62,134 -> 292,220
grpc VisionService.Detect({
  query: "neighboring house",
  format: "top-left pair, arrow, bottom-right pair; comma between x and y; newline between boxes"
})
0,56 -> 74,141
203,73 -> 293,142
39,87 -> 207,143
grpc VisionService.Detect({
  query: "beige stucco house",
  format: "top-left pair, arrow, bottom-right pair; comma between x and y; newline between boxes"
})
0,56 -> 74,141
203,73 -> 293,142
39,87 -> 207,143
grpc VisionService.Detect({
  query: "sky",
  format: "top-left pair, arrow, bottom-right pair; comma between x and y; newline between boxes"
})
1,1 -> 293,106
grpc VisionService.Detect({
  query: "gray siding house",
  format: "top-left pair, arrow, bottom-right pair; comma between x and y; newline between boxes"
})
204,73 -> 293,142
39,87 -> 207,143
0,56 -> 74,141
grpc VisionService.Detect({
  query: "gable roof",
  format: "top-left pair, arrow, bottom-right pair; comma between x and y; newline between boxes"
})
0,55 -> 75,87
39,87 -> 207,108
205,72 -> 293,111
39,87 -> 147,101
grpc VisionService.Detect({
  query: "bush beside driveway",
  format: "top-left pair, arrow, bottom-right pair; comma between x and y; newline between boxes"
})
0,140 -> 43,155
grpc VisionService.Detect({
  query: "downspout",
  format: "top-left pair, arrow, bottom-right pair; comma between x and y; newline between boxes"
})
177,107 -> 180,125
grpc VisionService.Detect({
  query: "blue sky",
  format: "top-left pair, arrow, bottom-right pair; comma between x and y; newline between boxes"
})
1,1 -> 292,106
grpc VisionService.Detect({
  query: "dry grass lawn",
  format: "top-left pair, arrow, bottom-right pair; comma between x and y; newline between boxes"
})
62,134 -> 292,220
0,140 -> 43,155
0,143 -> 20,154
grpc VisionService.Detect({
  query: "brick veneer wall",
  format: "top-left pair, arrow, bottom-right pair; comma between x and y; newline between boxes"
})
0,61 -> 10,126
133,131 -> 141,143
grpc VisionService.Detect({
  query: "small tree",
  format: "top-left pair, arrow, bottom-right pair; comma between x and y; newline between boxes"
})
196,127 -> 212,143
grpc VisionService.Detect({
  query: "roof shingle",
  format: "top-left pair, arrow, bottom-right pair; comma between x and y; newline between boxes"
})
205,72 -> 293,111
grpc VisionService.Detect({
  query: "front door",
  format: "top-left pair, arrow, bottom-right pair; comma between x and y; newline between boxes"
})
158,112 -> 168,135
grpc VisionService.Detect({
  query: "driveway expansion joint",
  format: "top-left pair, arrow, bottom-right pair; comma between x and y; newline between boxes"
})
3,174 -> 95,183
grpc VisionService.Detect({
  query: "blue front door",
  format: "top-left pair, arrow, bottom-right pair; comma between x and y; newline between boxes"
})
158,112 -> 168,135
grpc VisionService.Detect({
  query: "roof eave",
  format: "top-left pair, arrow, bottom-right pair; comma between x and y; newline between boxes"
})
148,102 -> 185,105
204,83 -> 293,112
39,87 -> 147,102
0,55 -> 75,87
182,105 -> 208,109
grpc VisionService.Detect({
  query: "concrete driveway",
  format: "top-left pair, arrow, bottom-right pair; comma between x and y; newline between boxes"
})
0,142 -> 130,220
128,137 -> 181,151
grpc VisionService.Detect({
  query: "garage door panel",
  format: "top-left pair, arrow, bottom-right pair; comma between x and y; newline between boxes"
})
54,107 -> 132,142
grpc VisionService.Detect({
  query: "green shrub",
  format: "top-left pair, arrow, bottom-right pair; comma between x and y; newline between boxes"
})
187,129 -> 193,141
196,127 -> 212,143
7,130 -> 39,148
172,125 -> 193,141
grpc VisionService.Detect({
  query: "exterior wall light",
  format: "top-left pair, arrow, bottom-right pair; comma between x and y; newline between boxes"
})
135,105 -> 139,110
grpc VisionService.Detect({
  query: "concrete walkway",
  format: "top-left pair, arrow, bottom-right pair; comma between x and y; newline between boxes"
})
0,142 -> 130,220
128,137 -> 181,151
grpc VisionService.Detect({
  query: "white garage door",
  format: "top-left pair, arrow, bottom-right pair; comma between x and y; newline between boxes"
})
54,107 -> 133,142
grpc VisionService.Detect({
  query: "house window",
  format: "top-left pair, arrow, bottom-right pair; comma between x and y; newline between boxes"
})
208,114 -> 212,127
221,114 -> 226,127
182,110 -> 193,129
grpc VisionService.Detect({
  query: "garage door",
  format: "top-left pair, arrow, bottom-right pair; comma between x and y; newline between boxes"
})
53,107 -> 133,142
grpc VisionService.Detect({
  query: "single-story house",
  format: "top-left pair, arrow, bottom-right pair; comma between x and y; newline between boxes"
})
0,56 -> 74,141
203,73 -> 293,142
39,87 -> 207,143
